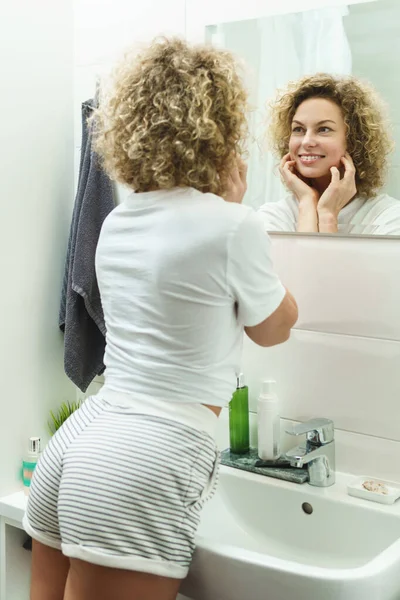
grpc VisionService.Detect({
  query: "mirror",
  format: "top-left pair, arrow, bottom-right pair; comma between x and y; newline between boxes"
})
206,0 -> 400,236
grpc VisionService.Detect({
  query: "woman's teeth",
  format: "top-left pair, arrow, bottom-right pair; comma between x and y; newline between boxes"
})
300,155 -> 323,162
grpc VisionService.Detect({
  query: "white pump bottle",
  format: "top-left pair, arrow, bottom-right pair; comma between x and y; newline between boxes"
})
257,380 -> 281,460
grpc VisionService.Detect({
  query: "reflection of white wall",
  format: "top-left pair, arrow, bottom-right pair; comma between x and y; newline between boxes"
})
344,0 -> 400,199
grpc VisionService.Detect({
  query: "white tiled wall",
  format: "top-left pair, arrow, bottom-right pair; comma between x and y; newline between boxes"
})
270,235 -> 400,341
243,232 -> 400,480
243,330 -> 400,439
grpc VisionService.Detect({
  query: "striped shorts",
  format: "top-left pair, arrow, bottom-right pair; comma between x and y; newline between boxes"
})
22,389 -> 220,579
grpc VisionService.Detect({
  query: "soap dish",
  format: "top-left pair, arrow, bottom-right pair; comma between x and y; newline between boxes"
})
347,476 -> 400,505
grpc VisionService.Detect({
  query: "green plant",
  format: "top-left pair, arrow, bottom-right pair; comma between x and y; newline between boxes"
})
48,400 -> 82,436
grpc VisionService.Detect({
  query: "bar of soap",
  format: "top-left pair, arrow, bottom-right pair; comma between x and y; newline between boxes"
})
362,479 -> 389,495
348,476 -> 400,505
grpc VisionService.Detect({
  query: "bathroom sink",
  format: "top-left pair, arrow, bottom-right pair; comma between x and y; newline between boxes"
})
181,466 -> 400,600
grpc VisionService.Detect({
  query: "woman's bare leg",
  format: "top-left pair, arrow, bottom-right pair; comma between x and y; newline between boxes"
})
63,558 -> 182,600
30,540 -> 70,600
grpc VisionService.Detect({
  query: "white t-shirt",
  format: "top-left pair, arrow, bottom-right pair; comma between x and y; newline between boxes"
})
258,193 -> 400,235
96,187 -> 285,407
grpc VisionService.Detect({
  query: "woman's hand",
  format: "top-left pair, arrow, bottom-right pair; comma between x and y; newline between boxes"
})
279,154 -> 319,232
222,155 -> 248,204
318,153 -> 357,233
279,153 -> 320,206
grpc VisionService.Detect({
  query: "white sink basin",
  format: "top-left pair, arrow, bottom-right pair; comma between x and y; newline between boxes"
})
181,466 -> 400,600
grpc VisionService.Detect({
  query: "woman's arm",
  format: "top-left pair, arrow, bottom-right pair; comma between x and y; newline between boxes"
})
297,197 -> 319,232
245,288 -> 298,347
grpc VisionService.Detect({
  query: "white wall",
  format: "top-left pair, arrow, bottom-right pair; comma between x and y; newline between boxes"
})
73,0 -> 186,152
344,0 -> 400,197
0,0 -> 76,496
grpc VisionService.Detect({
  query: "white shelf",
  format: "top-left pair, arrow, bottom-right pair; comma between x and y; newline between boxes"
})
0,491 -> 27,527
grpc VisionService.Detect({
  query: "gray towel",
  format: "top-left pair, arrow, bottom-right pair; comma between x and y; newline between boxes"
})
59,98 -> 115,392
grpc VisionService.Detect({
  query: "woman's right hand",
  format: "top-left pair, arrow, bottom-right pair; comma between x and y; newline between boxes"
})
279,154 -> 319,205
279,154 -> 319,232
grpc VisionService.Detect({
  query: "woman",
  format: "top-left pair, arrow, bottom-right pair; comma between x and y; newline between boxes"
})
23,38 -> 298,600
259,73 -> 400,235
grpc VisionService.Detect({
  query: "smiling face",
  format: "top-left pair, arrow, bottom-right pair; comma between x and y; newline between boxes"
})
289,97 -> 347,181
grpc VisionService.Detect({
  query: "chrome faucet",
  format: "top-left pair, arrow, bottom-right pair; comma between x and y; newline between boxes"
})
285,418 -> 335,487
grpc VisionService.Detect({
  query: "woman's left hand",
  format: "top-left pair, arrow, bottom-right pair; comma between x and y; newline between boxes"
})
317,153 -> 357,232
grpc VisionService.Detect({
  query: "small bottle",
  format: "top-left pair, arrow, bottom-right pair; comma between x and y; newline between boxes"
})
22,437 -> 41,495
257,380 -> 281,460
229,373 -> 250,454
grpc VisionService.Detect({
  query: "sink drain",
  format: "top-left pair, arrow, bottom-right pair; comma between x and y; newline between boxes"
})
302,502 -> 313,515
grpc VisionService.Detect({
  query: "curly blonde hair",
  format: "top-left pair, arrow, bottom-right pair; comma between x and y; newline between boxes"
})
91,37 -> 248,195
268,73 -> 394,199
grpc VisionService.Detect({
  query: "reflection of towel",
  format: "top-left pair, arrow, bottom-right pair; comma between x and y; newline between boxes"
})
299,7 -> 352,75
59,98 -> 115,392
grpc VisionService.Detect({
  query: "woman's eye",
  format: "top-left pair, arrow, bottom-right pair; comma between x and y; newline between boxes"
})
291,126 -> 303,133
319,126 -> 332,133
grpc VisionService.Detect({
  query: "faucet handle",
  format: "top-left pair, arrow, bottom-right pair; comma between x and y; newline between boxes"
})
286,418 -> 334,445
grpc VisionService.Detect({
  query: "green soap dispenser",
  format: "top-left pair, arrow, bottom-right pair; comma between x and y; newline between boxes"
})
229,373 -> 250,454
